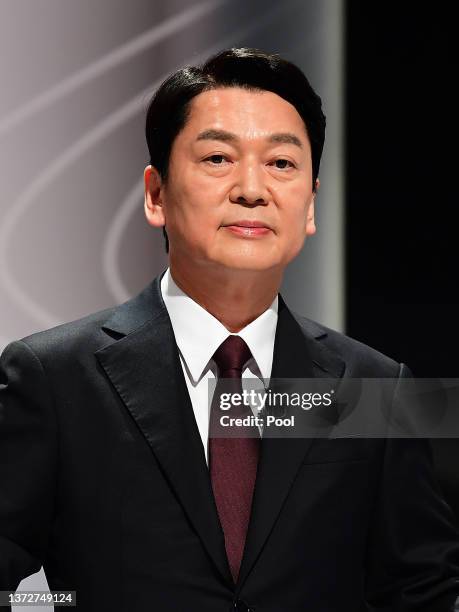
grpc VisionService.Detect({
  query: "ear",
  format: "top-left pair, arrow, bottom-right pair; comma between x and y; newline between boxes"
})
144,165 -> 166,228
306,178 -> 319,236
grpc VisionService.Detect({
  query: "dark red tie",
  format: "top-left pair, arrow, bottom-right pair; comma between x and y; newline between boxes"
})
208,335 -> 261,584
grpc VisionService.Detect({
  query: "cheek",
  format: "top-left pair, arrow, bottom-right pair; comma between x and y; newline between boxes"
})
276,184 -> 311,227
164,179 -> 225,244
187,170 -> 232,205
169,169 -> 229,224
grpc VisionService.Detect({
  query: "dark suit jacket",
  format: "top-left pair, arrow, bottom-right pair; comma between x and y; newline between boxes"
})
1,272 -> 459,611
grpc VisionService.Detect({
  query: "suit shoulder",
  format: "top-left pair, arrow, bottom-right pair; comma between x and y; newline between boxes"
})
294,313 -> 402,377
14,304 -> 119,359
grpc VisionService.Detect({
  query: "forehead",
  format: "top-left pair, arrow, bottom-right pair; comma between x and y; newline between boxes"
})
184,87 -> 308,142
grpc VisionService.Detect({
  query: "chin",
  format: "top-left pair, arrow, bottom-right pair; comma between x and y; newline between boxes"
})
204,241 -> 286,272
213,254 -> 282,272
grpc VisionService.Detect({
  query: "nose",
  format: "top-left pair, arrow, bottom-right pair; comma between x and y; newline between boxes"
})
229,158 -> 269,206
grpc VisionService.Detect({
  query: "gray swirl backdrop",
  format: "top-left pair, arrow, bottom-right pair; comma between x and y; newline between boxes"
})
0,0 -> 343,605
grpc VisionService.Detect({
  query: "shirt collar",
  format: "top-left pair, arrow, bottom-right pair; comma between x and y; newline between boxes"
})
160,268 -> 278,384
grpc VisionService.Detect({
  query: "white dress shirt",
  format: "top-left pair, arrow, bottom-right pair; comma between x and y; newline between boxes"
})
160,268 -> 278,465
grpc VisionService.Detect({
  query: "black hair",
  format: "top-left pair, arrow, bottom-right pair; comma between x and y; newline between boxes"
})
145,47 -> 326,252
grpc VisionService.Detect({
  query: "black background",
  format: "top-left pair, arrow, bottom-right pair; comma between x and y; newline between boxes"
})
346,3 -> 458,516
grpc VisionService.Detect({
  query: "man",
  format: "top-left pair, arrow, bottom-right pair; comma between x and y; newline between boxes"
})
1,48 -> 458,611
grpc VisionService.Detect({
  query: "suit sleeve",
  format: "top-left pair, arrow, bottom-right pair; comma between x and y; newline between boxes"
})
364,363 -> 459,611
0,340 -> 58,592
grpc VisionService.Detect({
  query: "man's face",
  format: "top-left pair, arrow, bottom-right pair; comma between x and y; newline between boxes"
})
145,87 -> 317,273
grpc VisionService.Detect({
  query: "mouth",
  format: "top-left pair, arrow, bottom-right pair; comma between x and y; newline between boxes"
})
222,220 -> 272,237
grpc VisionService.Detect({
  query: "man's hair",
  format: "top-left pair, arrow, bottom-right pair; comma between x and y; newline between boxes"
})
145,47 -> 326,252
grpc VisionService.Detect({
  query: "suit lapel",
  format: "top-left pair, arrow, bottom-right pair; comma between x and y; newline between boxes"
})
95,274 -> 233,587
235,295 -> 346,591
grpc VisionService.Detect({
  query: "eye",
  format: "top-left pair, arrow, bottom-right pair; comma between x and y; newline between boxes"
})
271,158 -> 295,170
204,154 -> 228,165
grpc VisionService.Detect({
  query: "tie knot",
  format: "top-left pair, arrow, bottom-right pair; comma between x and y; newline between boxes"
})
212,335 -> 252,376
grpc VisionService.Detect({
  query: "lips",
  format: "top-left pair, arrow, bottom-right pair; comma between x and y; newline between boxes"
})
224,220 -> 271,229
223,220 -> 272,237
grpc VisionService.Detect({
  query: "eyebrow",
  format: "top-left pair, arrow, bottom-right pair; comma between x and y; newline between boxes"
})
195,129 -> 303,149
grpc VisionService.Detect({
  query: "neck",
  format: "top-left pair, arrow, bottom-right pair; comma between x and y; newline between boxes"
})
169,260 -> 283,333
